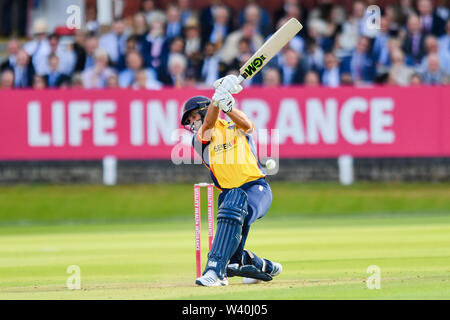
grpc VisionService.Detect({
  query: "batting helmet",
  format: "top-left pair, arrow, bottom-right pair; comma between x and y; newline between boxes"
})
181,96 -> 211,126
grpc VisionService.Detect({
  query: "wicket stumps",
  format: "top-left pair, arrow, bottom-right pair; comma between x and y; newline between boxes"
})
194,183 -> 215,278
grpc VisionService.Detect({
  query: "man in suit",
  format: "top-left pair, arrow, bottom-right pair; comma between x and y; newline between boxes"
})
402,15 -> 427,66
341,37 -> 375,85
11,49 -> 35,88
416,0 -> 446,37
0,39 -> 21,72
278,47 -> 308,86
321,52 -> 341,87
43,54 -> 70,88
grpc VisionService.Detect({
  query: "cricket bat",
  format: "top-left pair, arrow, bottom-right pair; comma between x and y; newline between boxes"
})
237,18 -> 303,84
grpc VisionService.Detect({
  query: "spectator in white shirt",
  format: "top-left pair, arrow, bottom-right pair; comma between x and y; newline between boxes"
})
82,48 -> 117,89
321,52 -> 341,87
99,19 -> 129,66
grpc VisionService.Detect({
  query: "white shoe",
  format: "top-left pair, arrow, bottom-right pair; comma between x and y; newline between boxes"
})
195,270 -> 229,287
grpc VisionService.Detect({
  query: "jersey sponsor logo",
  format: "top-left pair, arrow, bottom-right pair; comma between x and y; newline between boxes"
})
242,54 -> 266,78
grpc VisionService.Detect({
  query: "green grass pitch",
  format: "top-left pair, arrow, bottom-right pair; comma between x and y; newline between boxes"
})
0,182 -> 449,299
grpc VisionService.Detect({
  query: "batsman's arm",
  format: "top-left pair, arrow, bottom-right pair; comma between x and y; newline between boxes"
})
198,101 -> 220,142
226,108 -> 254,133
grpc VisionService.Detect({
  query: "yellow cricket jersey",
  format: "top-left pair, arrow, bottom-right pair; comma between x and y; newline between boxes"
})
193,119 -> 265,189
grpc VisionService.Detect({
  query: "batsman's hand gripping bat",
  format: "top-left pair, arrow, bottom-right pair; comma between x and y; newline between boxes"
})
237,18 -> 303,84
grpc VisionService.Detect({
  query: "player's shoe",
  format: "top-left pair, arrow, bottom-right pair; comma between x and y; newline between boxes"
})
195,270 -> 229,287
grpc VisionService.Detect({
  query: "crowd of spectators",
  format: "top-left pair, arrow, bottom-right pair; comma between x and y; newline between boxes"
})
0,0 -> 449,90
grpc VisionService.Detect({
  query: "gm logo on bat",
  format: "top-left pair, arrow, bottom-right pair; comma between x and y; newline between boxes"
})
242,54 -> 266,78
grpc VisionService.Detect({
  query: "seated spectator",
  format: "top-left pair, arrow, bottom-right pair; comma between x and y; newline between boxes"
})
165,3 -> 183,40
43,54 -> 71,88
178,0 -> 195,26
303,36 -> 324,73
371,17 -> 391,64
321,52 -> 341,87
202,5 -> 232,51
70,73 -> 84,89
0,69 -> 14,89
158,37 -> 185,80
99,19 -> 129,66
83,35 -> 99,71
24,18 -> 50,68
304,70 -> 320,87
32,75 -> 47,90
119,51 -> 159,88
72,30 -> 87,73
160,53 -> 187,87
142,0 -> 166,25
220,22 -> 264,65
133,68 -> 163,90
200,42 -> 220,86
410,72 -> 423,85
82,48 -> 117,89
85,6 -> 99,34
12,49 -> 35,88
421,53 -> 449,84
240,3 -> 272,38
183,18 -> 203,74
402,15 -> 426,66
389,49 -> 415,86
420,35 -> 450,74
132,12 -> 149,49
340,72 -> 354,86
336,1 -> 366,57
279,47 -> 308,86
341,37 -> 375,85
141,20 -> 169,70
416,0 -> 446,36
262,68 -> 282,87
0,38 -> 21,72
106,74 -> 119,89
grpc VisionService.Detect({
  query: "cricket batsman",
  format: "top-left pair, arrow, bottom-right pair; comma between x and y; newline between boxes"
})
181,75 -> 282,287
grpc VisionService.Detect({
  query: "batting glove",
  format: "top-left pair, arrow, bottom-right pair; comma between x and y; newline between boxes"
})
213,75 -> 243,94
212,86 -> 234,113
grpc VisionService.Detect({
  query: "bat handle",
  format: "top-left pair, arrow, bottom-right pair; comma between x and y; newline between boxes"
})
237,75 -> 245,84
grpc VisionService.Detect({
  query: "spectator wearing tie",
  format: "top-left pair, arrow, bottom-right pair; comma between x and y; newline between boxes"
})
416,0 -> 446,37
12,49 -> 35,88
43,54 -> 70,88
402,15 -> 426,66
279,47 -> 308,86
99,19 -> 129,66
200,42 -> 220,86
321,52 -> 341,87
165,4 -> 183,40
82,48 -> 117,89
341,37 -> 375,85
1,39 -> 21,72
202,5 -> 231,51
141,20 -> 169,71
